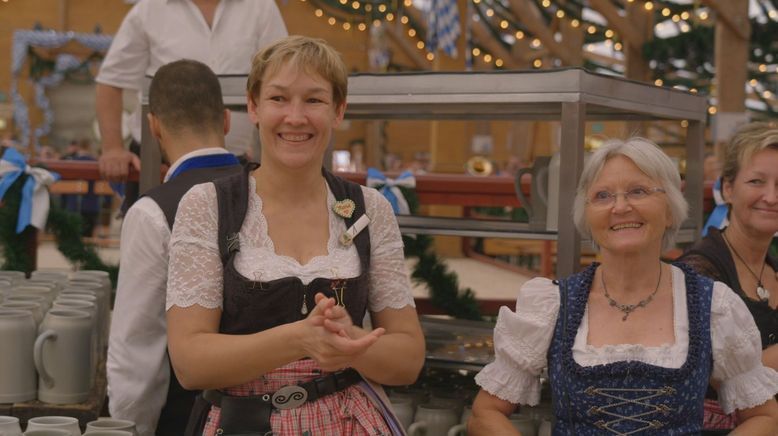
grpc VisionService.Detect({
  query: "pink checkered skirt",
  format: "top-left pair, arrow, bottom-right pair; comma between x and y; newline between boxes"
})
702,398 -> 737,430
202,359 -> 391,435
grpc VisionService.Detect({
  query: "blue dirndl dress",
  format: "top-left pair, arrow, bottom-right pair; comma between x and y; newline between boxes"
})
547,263 -> 714,435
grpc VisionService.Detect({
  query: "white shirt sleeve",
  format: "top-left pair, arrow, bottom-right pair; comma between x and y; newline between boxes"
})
474,278 -> 560,405
710,282 -> 778,414
95,1 -> 150,90
166,182 -> 224,310
362,187 -> 415,312
253,1 -> 288,51
107,198 -> 171,436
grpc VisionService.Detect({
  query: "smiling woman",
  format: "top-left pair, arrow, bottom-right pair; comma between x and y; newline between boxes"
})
164,36 -> 425,436
679,122 -> 778,433
468,137 -> 778,436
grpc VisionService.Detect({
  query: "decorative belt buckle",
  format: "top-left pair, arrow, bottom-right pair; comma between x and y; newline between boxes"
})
271,385 -> 308,410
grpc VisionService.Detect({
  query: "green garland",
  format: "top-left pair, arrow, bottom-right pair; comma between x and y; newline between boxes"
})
0,172 -> 118,287
390,185 -> 482,320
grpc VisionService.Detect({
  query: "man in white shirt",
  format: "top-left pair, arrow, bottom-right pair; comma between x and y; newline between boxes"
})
107,59 -> 242,436
95,0 -> 287,183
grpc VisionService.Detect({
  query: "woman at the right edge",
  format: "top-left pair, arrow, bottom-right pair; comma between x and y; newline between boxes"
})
680,122 -> 778,434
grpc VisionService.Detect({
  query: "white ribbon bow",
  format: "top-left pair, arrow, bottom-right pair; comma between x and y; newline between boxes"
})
0,148 -> 60,233
366,168 -> 416,215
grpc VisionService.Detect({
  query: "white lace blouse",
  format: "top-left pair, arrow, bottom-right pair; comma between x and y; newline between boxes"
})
475,265 -> 778,414
166,177 -> 415,313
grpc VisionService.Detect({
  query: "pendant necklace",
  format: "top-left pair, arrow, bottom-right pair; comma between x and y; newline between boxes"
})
601,263 -> 663,321
722,231 -> 769,302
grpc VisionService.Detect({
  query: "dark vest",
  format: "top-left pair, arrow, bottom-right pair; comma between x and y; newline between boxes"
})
548,262 -> 714,435
144,162 -> 241,436
185,165 -> 374,434
213,163 -> 371,335
679,227 -> 778,348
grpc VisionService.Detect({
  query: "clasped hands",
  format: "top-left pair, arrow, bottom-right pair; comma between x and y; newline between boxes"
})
301,293 -> 385,372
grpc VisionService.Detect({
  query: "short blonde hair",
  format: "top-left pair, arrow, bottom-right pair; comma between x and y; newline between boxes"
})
572,137 -> 688,252
247,35 -> 348,107
721,122 -> 778,184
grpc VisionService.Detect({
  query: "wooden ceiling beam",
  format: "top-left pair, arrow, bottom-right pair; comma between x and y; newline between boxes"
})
506,0 -> 578,65
385,22 -> 429,69
700,0 -> 750,41
587,0 -> 645,50
471,21 -> 524,68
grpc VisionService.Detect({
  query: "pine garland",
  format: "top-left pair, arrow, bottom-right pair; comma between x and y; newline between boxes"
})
395,185 -> 482,320
0,172 -> 118,287
0,177 -> 36,273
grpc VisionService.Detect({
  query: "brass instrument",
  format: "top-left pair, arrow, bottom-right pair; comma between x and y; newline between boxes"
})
465,156 -> 494,176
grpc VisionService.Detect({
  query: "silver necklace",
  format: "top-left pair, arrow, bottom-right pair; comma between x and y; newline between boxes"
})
722,231 -> 769,302
601,263 -> 663,321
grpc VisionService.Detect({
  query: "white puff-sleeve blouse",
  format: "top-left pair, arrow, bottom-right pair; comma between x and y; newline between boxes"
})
166,177 -> 415,313
474,265 -> 778,414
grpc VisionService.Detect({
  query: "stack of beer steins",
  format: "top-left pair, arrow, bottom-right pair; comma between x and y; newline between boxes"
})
0,269 -> 130,434
0,415 -> 137,435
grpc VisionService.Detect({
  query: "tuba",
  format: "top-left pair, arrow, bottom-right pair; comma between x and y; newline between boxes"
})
465,156 -> 494,176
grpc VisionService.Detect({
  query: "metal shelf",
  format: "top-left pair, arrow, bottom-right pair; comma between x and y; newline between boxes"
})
397,216 -> 557,240
140,68 -> 707,276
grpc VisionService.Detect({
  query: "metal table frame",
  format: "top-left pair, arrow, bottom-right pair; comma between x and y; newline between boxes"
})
140,68 -> 707,277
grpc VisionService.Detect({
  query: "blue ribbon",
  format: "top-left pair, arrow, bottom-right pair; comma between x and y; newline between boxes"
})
702,177 -> 728,236
366,168 -> 415,215
0,148 -> 60,233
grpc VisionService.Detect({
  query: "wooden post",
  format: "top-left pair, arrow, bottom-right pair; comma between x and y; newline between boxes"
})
709,0 -> 750,152
624,2 -> 654,136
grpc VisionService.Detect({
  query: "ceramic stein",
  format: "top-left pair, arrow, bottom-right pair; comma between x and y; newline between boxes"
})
84,419 -> 137,436
57,292 -> 102,350
389,397 -> 414,431
4,294 -> 49,316
388,387 -> 428,411
445,405 -> 472,436
25,416 -> 81,436
0,309 -> 37,403
34,309 -> 93,404
72,270 -> 110,288
23,430 -> 72,436
80,432 -> 132,436
52,299 -> 98,385
0,301 -> 44,325
25,280 -> 61,297
63,281 -> 107,349
31,269 -> 70,281
0,271 -> 26,285
428,394 -> 465,417
0,415 -> 24,436
509,416 -> 537,436
12,285 -> 55,304
408,404 -> 459,436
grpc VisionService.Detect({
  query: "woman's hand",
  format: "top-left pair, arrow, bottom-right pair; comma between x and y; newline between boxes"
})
314,292 -> 357,337
301,293 -> 385,371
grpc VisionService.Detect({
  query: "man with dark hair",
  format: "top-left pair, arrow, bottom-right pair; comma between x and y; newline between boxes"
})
95,0 -> 286,178
107,59 -> 242,436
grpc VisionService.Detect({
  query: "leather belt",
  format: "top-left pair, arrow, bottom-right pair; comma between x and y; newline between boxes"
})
202,368 -> 362,411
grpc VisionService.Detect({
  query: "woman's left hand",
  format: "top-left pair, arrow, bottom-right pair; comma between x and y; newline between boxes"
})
313,292 -> 356,338
303,293 -> 385,371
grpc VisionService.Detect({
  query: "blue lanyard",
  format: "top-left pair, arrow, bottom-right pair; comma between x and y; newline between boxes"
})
167,153 -> 240,181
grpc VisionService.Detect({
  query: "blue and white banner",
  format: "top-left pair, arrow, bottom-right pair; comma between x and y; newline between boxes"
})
366,168 -> 416,215
426,0 -> 461,58
0,148 -> 60,233
702,177 -> 728,236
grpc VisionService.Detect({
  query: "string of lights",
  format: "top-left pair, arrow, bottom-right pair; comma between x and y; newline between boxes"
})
301,0 -> 778,114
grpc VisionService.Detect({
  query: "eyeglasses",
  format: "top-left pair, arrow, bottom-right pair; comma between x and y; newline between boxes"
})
586,187 -> 666,207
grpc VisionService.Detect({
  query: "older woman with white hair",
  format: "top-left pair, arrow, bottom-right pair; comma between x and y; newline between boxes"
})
468,137 -> 778,435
